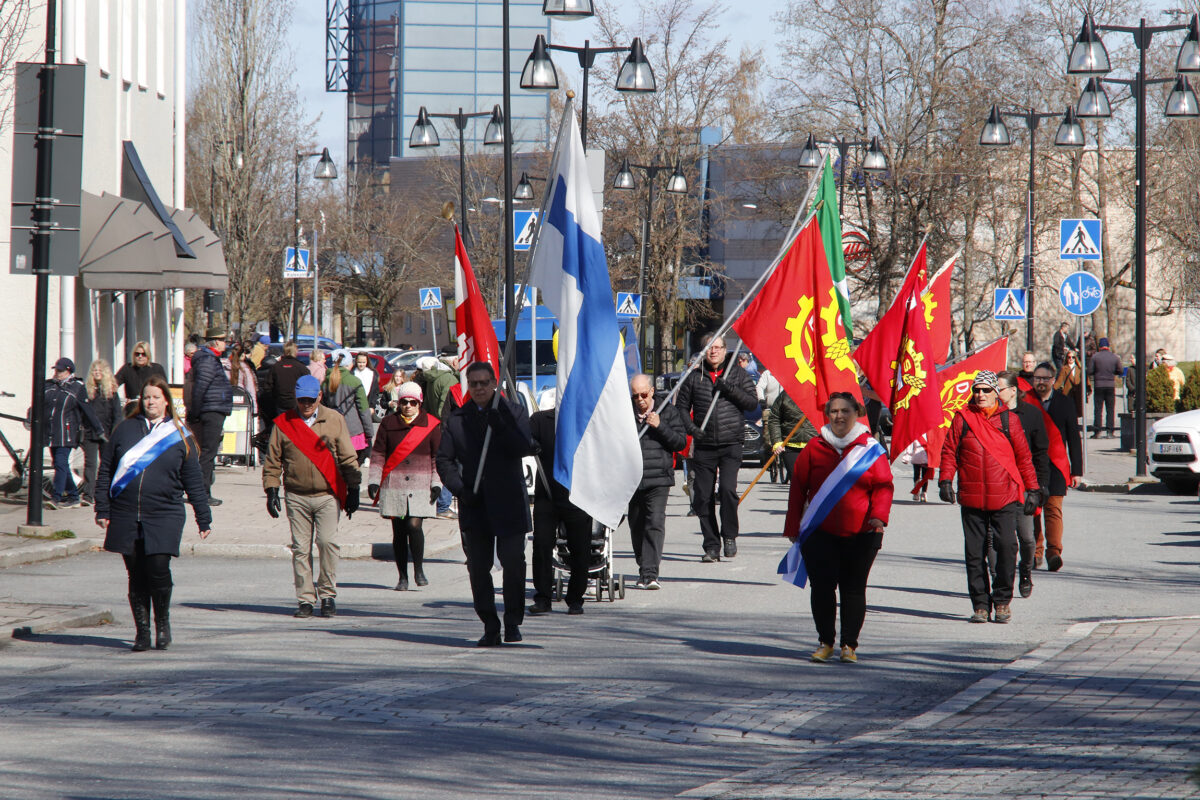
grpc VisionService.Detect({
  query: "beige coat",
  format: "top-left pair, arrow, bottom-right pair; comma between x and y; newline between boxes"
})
263,405 -> 360,496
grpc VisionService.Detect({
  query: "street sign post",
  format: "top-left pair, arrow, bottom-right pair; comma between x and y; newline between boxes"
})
615,292 -> 642,317
993,288 -> 1027,321
419,287 -> 443,350
1058,271 -> 1104,317
513,210 -> 538,251
1059,219 -> 1102,260
283,247 -> 310,279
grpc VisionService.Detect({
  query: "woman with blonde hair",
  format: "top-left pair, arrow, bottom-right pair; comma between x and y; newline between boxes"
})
380,370 -> 409,415
115,341 -> 167,405
95,375 -> 211,651
81,359 -> 123,504
1054,350 -> 1084,419
224,342 -> 259,417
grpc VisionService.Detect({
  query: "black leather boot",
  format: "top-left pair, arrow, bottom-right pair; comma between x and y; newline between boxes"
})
151,587 -> 172,650
129,593 -> 152,652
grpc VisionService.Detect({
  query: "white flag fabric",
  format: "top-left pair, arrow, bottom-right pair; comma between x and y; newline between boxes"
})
528,107 -> 641,528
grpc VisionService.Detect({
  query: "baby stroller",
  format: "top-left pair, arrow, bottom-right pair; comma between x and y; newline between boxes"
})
552,519 -> 626,602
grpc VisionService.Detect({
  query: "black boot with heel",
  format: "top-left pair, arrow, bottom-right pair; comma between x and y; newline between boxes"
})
129,592 -> 152,652
151,587 -> 172,650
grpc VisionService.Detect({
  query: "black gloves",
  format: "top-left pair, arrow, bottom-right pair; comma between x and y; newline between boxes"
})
367,484 -> 379,501
266,487 -> 281,519
713,378 -> 730,394
430,486 -> 441,504
344,486 -> 360,519
938,480 -> 955,504
1022,490 -> 1039,516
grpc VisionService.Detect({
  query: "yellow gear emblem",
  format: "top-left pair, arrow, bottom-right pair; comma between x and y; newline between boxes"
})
890,336 -> 928,411
922,290 -> 937,329
819,289 -> 854,374
938,369 -> 974,428
783,296 -> 817,386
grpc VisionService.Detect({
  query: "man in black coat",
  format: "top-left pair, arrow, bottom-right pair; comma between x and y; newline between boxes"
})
43,357 -> 102,507
1051,323 -> 1073,370
1088,338 -> 1123,438
436,362 -> 533,646
1031,362 -> 1083,573
186,327 -> 234,504
676,336 -> 758,561
629,374 -> 688,588
527,408 -> 593,615
998,371 -> 1050,598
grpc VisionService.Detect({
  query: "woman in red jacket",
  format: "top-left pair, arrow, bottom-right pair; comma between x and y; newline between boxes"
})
784,392 -> 894,664
938,370 -> 1040,624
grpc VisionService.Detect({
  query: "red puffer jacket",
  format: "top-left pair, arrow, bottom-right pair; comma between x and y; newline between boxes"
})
938,405 -> 1039,510
784,430 -> 894,539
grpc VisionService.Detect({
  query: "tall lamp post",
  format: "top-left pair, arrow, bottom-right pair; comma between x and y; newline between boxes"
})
612,158 -> 688,375
796,133 -> 888,211
293,147 -> 337,340
978,104 -> 1080,352
208,140 -> 242,328
1066,12 -> 1200,476
407,105 -> 505,246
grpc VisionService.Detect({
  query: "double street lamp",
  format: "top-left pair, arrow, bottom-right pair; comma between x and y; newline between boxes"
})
797,133 -> 888,210
293,147 -> 337,339
978,104 -> 1082,352
408,105 -> 505,246
1065,12 -> 1200,475
613,158 -> 688,374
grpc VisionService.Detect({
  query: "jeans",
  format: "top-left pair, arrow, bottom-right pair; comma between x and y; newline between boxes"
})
628,485 -> 670,580
50,445 -> 78,502
437,485 -> 452,515
691,443 -> 742,553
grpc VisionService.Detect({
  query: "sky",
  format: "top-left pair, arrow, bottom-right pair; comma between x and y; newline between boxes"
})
284,1 -> 778,175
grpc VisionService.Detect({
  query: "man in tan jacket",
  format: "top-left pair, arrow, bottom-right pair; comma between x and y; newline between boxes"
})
263,375 -> 361,618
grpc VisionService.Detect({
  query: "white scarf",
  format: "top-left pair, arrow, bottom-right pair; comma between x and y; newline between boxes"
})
820,422 -> 870,454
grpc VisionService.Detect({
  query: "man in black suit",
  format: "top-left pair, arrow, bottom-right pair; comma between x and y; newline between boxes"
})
436,362 -> 533,646
1051,322 -> 1073,370
1030,362 -> 1083,573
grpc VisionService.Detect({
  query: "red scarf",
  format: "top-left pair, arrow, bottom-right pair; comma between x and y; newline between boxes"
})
273,410 -> 348,508
374,412 -> 439,506
959,406 -> 1023,491
449,383 -> 466,408
1025,389 -> 1071,486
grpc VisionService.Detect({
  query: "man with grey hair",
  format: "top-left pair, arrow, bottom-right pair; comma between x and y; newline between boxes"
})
628,374 -> 688,588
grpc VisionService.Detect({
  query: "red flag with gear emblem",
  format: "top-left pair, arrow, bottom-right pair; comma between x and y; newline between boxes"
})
922,251 -> 957,365
933,337 -> 1010,432
732,215 -> 862,427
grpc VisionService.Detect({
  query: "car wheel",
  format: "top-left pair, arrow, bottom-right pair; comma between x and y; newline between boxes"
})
1162,476 -> 1199,495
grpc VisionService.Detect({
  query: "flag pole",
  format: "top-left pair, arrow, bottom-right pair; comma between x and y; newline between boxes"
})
695,339 -> 742,434
738,415 -> 807,504
936,332 -> 1016,371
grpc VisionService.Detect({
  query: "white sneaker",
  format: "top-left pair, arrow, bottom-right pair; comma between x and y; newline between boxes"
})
634,578 -> 648,589
645,579 -> 661,590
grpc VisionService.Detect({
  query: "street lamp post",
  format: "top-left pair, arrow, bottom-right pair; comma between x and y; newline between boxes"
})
407,105 -> 505,246
978,105 -> 1074,353
612,158 -> 688,375
1066,12 -> 1200,476
797,133 -> 888,212
208,140 -> 242,328
293,147 -> 337,341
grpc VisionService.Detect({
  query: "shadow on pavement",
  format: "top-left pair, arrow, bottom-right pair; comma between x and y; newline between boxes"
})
182,601 -> 417,620
874,584 -> 964,599
682,637 -> 797,660
868,604 -> 965,622
325,627 -> 490,650
12,631 -> 129,649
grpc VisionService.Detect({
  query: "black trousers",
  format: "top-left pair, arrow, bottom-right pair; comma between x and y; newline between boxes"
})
193,411 -> 227,490
628,485 -> 670,580
1093,387 -> 1115,433
691,443 -> 742,553
962,503 -> 1019,609
531,498 -> 591,606
780,448 -> 800,483
391,517 -> 424,578
462,527 -> 525,634
801,529 -> 882,649
123,536 -> 173,595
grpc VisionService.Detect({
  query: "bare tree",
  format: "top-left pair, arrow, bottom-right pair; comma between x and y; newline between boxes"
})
0,0 -> 34,142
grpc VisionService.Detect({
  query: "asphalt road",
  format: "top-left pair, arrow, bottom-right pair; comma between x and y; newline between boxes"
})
2,472 -> 1198,799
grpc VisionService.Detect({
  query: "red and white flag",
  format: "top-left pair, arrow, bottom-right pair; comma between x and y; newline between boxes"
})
453,225 -> 501,386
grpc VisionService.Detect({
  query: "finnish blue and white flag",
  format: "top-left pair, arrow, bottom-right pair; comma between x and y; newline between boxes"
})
528,105 -> 642,528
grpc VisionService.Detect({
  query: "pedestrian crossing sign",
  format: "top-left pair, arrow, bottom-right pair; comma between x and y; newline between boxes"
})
993,287 -> 1027,321
283,247 -> 310,279
513,210 -> 539,251
1059,219 -> 1102,260
615,292 -> 641,317
419,287 -> 443,310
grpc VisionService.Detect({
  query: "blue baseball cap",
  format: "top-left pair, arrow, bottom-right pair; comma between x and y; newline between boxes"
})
295,375 -> 321,399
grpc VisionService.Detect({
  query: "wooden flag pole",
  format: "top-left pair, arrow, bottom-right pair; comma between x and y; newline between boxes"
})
739,416 -> 807,504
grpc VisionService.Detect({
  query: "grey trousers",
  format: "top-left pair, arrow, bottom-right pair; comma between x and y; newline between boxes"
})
286,492 -> 340,605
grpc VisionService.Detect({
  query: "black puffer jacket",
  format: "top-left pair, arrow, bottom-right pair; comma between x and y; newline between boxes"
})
95,416 -> 211,556
675,355 -> 758,448
187,347 -> 232,419
767,393 -> 817,450
635,396 -> 688,489
43,377 -> 102,448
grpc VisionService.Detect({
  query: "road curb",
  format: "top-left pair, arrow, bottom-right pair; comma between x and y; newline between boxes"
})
0,537 -> 102,567
8,605 -> 114,642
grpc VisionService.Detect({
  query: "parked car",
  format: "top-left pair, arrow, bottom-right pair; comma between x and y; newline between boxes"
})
1148,409 -> 1200,494
388,349 -> 435,372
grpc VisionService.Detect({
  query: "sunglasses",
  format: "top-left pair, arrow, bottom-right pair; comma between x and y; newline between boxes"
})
134,352 -> 147,357
467,380 -> 493,388
631,391 -> 652,399
972,387 -> 995,394
398,399 -> 420,406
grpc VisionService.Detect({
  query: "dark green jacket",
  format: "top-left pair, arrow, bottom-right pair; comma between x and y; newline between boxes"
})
767,393 -> 817,450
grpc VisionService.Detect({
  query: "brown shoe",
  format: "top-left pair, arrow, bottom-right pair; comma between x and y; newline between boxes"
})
969,608 -> 989,623
992,604 -> 1012,624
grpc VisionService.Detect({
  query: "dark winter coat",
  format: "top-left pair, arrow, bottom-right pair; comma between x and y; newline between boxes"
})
436,393 -> 533,538
43,377 -> 102,448
1009,401 -> 1050,496
1088,348 -> 1123,389
83,392 -> 124,443
95,416 -> 211,556
634,396 -> 688,490
767,393 -> 818,450
187,347 -> 233,419
939,406 -> 1039,511
1037,390 -> 1083,496
266,355 -> 307,413
675,355 -> 758,448
530,409 -> 578,507
114,361 -> 167,402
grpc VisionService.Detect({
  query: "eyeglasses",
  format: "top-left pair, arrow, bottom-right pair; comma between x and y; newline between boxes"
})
708,345 -> 726,351
398,399 -> 420,406
972,387 -> 995,395
631,391 -> 652,399
467,379 -> 493,388
133,352 -> 147,357
1032,375 -> 1054,382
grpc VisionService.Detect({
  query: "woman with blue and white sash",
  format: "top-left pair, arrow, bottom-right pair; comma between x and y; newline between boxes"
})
95,376 -> 211,652
782,392 -> 893,664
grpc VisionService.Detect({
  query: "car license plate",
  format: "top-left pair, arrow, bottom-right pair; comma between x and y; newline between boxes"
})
1156,443 -> 1188,454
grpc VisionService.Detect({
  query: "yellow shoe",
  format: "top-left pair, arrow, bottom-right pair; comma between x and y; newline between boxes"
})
840,645 -> 857,663
810,644 -> 835,663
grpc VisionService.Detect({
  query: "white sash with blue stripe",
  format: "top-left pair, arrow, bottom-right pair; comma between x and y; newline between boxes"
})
110,420 -> 185,498
778,438 -> 886,589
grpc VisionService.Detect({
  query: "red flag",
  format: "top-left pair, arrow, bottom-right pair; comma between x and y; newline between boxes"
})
932,337 -> 1009,432
453,225 -> 501,384
885,277 -> 945,459
923,253 -> 956,365
732,216 -> 862,427
853,242 -> 929,407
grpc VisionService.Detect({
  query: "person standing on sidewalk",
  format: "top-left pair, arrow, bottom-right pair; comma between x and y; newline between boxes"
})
676,336 -> 758,562
81,359 -> 123,505
114,342 -> 167,410
767,392 -> 818,483
783,393 -> 893,664
1088,338 -> 1122,438
43,357 -> 102,508
1030,362 -> 1083,573
996,371 -> 1049,599
368,382 -> 441,592
186,328 -> 233,506
628,374 -> 688,590
263,375 -> 361,619
938,370 -> 1040,624
322,350 -> 373,465
95,376 -> 211,652
436,362 -> 532,647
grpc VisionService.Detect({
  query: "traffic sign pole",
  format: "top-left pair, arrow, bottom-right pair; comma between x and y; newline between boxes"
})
430,309 -> 437,353
1079,316 -> 1088,474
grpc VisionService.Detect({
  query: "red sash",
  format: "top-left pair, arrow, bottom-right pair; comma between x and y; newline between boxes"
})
1024,389 -> 1072,486
450,383 -> 466,408
959,407 -> 1023,491
374,413 -> 439,506
273,411 -> 348,508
